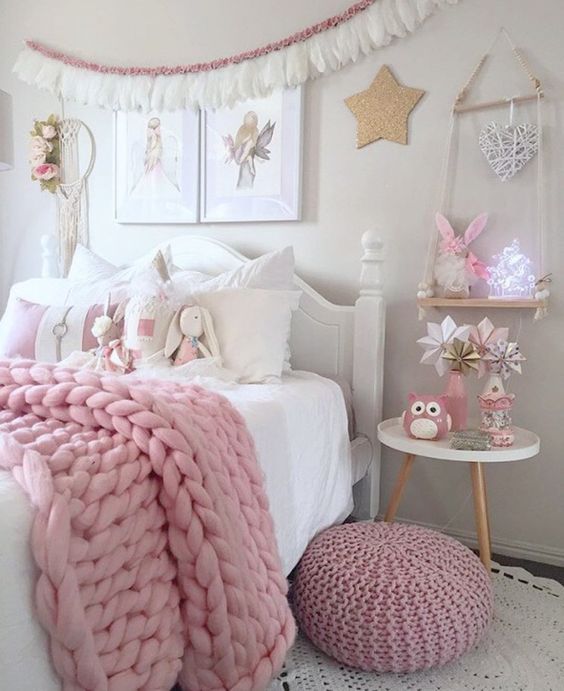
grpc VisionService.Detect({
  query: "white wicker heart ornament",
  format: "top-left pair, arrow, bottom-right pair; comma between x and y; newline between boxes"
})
479,122 -> 538,182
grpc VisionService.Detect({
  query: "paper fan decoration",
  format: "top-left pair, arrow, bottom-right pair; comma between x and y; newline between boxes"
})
483,340 -> 526,380
441,338 -> 481,376
468,317 -> 509,377
417,315 -> 472,376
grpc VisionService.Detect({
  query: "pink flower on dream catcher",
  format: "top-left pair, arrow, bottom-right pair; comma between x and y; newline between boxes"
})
434,212 -> 490,297
223,111 -> 276,190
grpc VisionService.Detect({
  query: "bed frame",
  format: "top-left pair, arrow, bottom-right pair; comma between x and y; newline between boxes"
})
41,232 -> 386,518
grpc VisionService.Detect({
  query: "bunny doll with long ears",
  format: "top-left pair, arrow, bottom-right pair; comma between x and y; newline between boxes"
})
90,294 -> 131,373
434,212 -> 490,298
164,305 -> 221,366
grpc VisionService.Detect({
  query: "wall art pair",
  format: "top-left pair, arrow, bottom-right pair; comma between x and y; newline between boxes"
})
115,87 -> 302,224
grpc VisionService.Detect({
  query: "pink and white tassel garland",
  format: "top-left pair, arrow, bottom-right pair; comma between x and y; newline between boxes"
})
13,0 -> 459,111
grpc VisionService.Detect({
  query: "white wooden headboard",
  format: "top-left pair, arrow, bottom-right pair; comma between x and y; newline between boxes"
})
41,232 -> 386,517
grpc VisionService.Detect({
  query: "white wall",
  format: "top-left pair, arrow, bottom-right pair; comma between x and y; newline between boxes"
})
1,0 -> 563,564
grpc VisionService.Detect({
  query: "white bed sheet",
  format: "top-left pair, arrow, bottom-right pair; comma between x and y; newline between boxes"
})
0,370 -> 352,689
220,371 -> 353,575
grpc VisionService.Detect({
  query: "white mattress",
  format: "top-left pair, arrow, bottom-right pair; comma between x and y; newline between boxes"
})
0,370 -> 352,690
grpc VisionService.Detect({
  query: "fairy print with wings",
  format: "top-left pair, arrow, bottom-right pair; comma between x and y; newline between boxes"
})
223,111 -> 276,190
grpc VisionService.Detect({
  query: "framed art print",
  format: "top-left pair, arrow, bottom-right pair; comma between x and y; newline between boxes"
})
115,110 -> 199,223
200,87 -> 303,222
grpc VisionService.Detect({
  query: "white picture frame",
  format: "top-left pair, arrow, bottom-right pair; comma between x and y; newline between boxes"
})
200,87 -> 303,223
115,109 -> 200,224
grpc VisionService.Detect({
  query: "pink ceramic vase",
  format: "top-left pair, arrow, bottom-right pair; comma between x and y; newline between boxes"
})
444,369 -> 468,431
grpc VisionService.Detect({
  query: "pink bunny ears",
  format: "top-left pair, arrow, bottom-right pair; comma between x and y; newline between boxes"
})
436,212 -> 489,255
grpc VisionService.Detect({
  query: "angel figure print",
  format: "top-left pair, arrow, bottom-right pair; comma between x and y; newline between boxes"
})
434,212 -> 490,298
164,305 -> 221,366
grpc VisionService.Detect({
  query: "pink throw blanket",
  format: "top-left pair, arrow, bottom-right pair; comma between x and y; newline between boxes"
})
0,360 -> 294,690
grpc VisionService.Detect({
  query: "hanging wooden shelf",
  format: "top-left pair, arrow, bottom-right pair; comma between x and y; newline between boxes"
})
418,31 -> 549,321
417,297 -> 545,309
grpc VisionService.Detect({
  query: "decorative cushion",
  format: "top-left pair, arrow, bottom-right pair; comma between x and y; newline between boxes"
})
292,522 -> 493,673
195,288 -> 300,383
0,297 -> 121,362
174,247 -> 297,372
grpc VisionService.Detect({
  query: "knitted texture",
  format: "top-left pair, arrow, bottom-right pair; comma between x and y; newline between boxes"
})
0,359 -> 295,690
292,522 -> 492,673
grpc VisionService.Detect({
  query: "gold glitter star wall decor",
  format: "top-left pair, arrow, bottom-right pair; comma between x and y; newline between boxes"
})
345,65 -> 425,148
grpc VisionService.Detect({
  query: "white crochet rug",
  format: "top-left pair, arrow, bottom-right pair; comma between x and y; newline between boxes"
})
269,563 -> 563,691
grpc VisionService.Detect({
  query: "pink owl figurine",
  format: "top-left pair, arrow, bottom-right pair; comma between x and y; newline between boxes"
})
402,393 -> 452,440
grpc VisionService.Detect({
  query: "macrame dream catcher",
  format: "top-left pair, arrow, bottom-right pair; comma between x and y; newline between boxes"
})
56,115 -> 95,276
418,29 -> 549,321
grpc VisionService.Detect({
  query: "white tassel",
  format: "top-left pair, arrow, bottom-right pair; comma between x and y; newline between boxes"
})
13,0 -> 459,111
381,0 -> 408,38
366,4 -> 388,47
352,14 -> 375,56
396,0 -> 420,31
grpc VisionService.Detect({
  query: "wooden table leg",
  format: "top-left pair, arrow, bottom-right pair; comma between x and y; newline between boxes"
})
384,453 -> 415,522
470,462 -> 492,571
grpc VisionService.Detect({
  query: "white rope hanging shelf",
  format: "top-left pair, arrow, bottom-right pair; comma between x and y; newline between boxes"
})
13,0 -> 459,111
417,28 -> 550,321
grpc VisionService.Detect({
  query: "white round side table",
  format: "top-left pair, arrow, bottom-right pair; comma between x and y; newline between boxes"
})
377,418 -> 540,571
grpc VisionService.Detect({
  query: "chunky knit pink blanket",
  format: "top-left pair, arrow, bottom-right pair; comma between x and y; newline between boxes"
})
0,359 -> 294,690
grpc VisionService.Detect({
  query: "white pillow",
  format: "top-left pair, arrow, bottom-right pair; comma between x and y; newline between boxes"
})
67,245 -> 118,282
68,244 -> 175,281
64,247 -> 174,304
8,278 -> 73,306
174,246 -> 295,296
195,288 -> 300,384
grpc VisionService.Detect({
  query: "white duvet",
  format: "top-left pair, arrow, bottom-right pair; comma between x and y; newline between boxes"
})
0,370 -> 352,689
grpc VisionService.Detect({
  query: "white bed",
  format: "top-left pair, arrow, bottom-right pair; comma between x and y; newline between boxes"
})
0,233 -> 386,689
222,371 -> 354,575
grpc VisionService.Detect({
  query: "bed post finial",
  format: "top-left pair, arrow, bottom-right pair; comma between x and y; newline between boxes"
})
360,230 -> 384,296
41,234 -> 59,278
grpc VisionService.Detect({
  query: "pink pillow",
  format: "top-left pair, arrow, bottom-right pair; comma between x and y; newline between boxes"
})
0,297 -> 121,362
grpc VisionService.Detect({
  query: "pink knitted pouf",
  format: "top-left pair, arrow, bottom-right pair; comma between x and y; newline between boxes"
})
292,522 -> 493,673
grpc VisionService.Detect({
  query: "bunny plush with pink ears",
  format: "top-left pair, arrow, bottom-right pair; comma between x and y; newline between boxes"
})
433,212 -> 490,298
